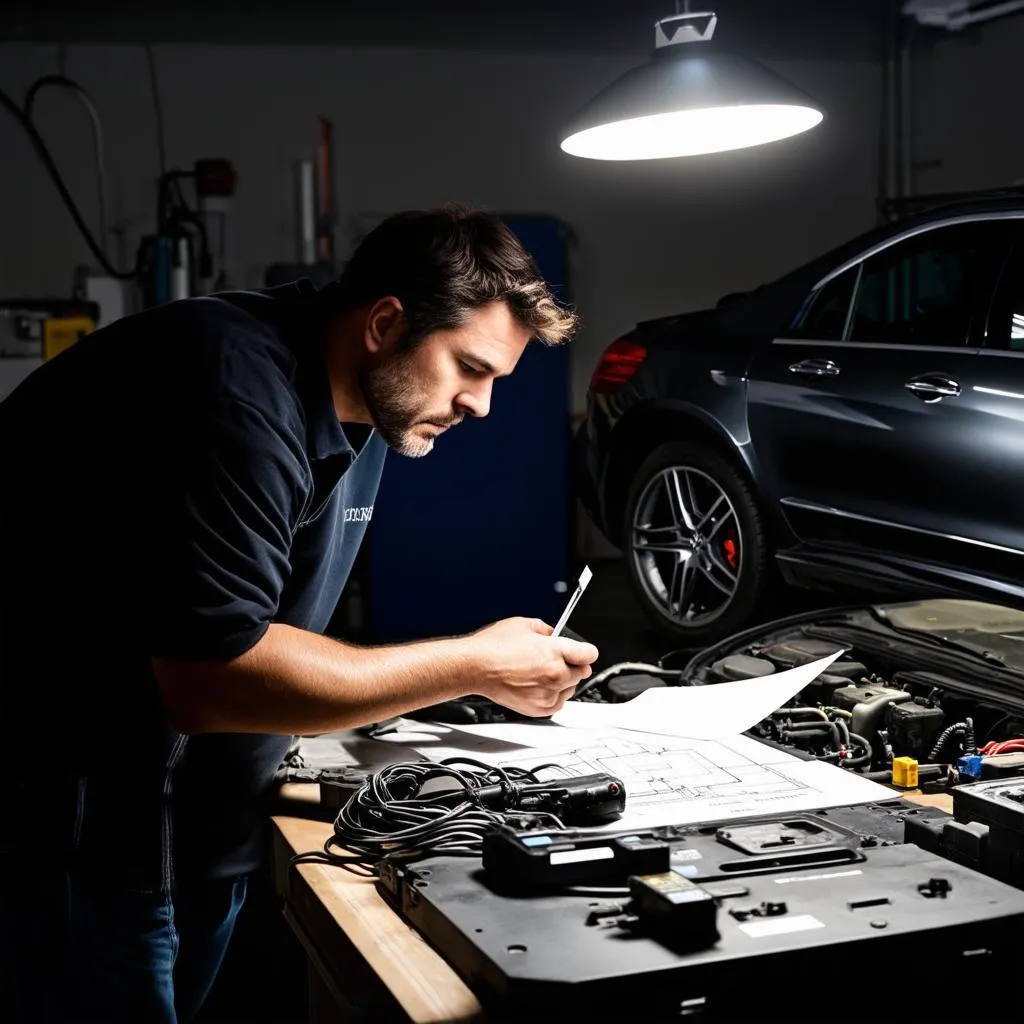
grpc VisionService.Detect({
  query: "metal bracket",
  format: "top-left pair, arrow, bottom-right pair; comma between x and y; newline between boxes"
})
655,12 -> 718,48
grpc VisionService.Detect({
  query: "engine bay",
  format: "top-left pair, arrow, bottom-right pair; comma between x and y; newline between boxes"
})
592,599 -> 1024,789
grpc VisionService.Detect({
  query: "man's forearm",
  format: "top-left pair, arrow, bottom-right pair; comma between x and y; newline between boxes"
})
154,622 -> 478,734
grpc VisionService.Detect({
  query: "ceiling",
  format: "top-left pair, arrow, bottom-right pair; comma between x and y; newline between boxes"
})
2,0 -> 890,60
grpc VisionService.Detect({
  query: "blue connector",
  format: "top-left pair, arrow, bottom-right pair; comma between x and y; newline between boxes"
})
956,754 -> 984,779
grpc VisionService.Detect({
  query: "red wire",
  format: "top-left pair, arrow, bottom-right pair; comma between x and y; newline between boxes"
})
989,740 -> 1024,755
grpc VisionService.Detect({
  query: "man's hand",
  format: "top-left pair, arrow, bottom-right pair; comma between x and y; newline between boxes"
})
467,617 -> 600,718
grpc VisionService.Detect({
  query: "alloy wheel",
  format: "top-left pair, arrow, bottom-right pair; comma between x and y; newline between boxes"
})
630,465 -> 742,628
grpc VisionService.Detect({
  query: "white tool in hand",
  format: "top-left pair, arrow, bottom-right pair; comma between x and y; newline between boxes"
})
552,565 -> 593,637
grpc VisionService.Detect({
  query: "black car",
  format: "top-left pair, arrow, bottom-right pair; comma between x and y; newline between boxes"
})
575,191 -> 1024,645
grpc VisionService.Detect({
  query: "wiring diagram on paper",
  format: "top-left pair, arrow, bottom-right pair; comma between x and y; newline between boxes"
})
399,723 -> 897,830
533,732 -> 807,805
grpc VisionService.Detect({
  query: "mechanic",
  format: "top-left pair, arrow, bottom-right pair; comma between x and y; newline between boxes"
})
0,205 -> 598,1023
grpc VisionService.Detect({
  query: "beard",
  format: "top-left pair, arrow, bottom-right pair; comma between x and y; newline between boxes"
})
359,350 -> 461,458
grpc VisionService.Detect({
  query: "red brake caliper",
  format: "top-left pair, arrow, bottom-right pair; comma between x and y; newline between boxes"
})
723,529 -> 739,570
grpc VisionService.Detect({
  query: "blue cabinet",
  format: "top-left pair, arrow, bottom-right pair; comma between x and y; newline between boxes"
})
364,215 -> 573,641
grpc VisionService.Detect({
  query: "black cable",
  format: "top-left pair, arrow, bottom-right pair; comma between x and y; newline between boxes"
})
291,758 -> 572,875
928,719 -> 975,762
168,174 -> 212,277
144,44 -> 167,180
0,85 -> 138,280
24,74 -> 108,244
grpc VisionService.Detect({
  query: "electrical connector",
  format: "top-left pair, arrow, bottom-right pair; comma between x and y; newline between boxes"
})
956,754 -> 984,780
892,756 -> 919,788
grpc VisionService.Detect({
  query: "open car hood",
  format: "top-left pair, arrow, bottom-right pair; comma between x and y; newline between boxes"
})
685,598 -> 1024,704
658,598 -> 1024,784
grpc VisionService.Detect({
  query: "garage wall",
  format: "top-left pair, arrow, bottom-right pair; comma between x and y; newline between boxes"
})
1,41 -> 883,411
910,13 -> 1024,195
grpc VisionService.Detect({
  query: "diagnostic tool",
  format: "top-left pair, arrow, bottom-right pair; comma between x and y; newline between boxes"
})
482,826 -> 668,889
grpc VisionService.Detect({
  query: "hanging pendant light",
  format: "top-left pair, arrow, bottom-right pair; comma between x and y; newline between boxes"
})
560,10 -> 825,161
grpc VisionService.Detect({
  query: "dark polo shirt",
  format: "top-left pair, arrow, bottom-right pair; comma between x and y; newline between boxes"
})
0,280 -> 386,884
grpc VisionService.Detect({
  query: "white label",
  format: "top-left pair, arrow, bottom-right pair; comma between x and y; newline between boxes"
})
550,847 -> 615,866
739,914 -> 825,939
672,848 -> 703,862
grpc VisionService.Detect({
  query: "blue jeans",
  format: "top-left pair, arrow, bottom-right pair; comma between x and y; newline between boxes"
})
2,865 -> 247,1023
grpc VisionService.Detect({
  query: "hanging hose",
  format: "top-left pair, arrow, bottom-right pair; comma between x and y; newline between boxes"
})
784,719 -> 843,750
780,706 -> 830,723
0,84 -> 139,279
834,718 -> 851,748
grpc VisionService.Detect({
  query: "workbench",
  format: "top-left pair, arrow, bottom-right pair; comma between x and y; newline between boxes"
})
271,779 -> 952,1024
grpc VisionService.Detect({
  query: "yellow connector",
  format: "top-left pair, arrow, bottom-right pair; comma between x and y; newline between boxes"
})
892,756 -> 919,788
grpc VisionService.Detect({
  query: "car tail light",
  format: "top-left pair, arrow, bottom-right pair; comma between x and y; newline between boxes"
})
590,340 -> 648,394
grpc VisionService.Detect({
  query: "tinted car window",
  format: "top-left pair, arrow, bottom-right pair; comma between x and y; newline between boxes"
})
984,229 -> 1024,351
848,220 -> 1010,346
790,266 -> 857,340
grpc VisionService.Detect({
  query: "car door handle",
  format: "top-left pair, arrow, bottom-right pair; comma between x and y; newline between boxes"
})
905,374 -> 962,401
788,358 -> 841,377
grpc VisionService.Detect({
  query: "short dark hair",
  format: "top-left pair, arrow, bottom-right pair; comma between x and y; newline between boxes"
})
328,205 -> 577,346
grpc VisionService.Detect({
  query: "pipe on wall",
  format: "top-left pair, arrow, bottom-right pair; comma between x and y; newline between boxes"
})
880,1 -> 900,219
898,18 -> 916,199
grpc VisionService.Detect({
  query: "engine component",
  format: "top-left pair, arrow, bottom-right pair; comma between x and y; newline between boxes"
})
980,752 -> 1024,779
886,699 -> 947,761
823,659 -> 870,679
607,674 -> 668,702
800,671 -> 860,705
831,682 -> 909,713
956,754 -> 984,780
711,654 -> 774,681
831,682 -> 912,745
757,639 -> 867,705
892,756 -> 919,788
761,638 -> 848,668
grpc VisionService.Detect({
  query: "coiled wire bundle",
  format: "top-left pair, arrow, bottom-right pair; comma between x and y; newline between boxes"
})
291,756 -> 570,874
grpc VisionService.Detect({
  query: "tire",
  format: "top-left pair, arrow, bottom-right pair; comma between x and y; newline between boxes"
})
623,441 -> 769,647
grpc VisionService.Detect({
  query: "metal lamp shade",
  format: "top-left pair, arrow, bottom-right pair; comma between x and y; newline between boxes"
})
560,50 -> 824,160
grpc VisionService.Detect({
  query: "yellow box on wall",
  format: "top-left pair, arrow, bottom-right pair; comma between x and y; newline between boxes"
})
42,315 -> 95,361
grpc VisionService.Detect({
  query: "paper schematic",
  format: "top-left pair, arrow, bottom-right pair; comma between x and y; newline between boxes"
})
384,719 -> 898,833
